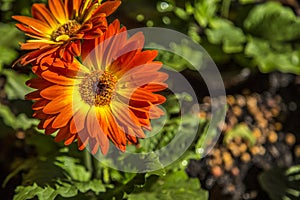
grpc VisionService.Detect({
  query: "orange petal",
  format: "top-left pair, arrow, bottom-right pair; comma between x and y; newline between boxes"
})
86,108 -> 99,138
64,0 -> 72,19
70,116 -> 83,134
40,85 -> 72,100
48,0 -> 68,24
51,105 -> 74,128
130,50 -> 158,67
77,133 -> 89,150
142,83 -> 168,92
86,108 -> 110,155
149,105 -> 165,119
32,3 -> 58,28
101,107 -> 127,148
111,102 -> 141,130
41,70 -> 76,85
136,71 -> 168,85
89,137 -> 100,154
12,16 -> 52,35
32,99 -> 49,110
33,110 -> 48,119
119,62 -> 162,79
15,24 -> 48,38
55,126 -> 69,142
45,127 -> 57,135
117,32 -> 144,58
21,42 -> 51,50
126,134 -> 138,144
125,126 -> 145,139
72,0 -> 83,17
64,133 -> 77,145
152,94 -> 167,104
121,88 -> 158,102
69,40 -> 81,57
18,46 -> 59,66
73,106 -> 89,135
43,115 -> 56,128
93,1 -> 121,17
43,95 -> 71,114
25,90 -> 41,100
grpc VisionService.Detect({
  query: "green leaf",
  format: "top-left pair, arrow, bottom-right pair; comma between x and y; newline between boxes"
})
239,0 -> 256,4
13,180 -> 106,200
2,69 -> 34,100
21,158 -> 67,187
244,2 -> 300,41
155,40 -> 203,71
174,7 -> 190,20
74,179 -> 105,194
54,182 -> 79,198
100,173 -> 146,200
223,123 -> 256,146
25,133 -> 60,156
245,36 -> 300,74
14,183 -> 44,200
14,182 -> 79,200
0,46 -> 18,70
10,154 -> 107,200
144,152 -> 166,177
205,18 -> 246,53
0,23 -> 23,70
0,103 -> 38,130
2,159 -> 34,188
194,0 -> 218,27
259,166 -> 300,200
128,171 -> 208,200
188,23 -> 201,43
3,156 -> 66,189
55,156 -> 91,182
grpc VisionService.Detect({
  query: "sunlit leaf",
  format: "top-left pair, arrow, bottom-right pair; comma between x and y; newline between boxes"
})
244,2 -> 300,41
206,18 -> 246,53
74,179 -> 105,194
128,171 -> 208,200
259,166 -> 300,200
174,7 -> 189,20
245,36 -> 300,74
224,123 -> 256,146
239,0 -> 256,4
0,23 -> 22,70
55,156 -> 91,182
14,182 -> 79,200
2,69 -> 34,100
0,104 -> 38,130
194,0 -> 218,27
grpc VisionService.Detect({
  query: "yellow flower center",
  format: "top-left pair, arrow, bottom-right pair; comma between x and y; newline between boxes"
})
79,71 -> 117,106
52,20 -> 81,42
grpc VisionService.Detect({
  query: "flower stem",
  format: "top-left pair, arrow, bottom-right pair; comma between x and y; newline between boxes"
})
84,149 -> 93,175
93,157 -> 102,180
221,0 -> 231,18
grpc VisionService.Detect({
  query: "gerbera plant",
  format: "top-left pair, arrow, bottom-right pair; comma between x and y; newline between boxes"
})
25,20 -> 168,154
13,0 -> 121,66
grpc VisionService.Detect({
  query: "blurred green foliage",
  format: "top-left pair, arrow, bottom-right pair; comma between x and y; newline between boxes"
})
259,165 -> 300,200
125,0 -> 300,74
1,0 -> 300,199
224,123 -> 256,146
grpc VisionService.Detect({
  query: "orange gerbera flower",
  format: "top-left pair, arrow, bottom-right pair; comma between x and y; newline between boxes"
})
25,20 -> 168,154
13,0 -> 121,66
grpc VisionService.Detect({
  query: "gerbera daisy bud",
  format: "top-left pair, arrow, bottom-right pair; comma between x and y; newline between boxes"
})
26,20 -> 168,155
13,0 -> 121,66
